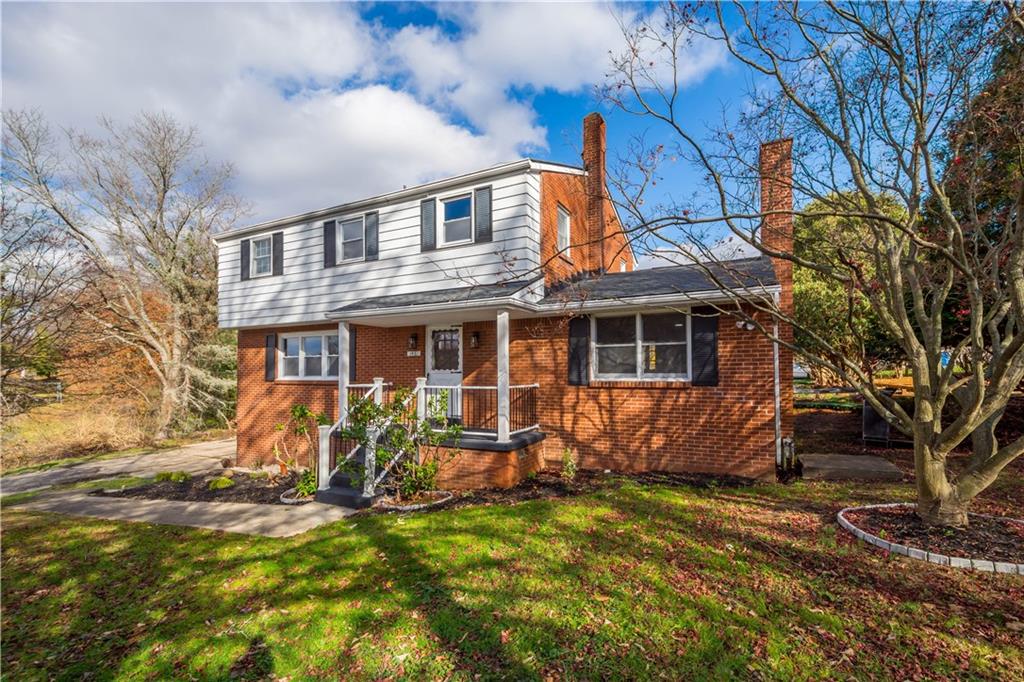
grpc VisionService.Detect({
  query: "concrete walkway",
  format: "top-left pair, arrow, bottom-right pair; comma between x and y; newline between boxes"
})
0,439 -> 235,495
17,493 -> 355,537
801,453 -> 904,481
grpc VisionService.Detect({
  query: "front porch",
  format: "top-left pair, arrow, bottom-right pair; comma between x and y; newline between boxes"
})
316,307 -> 547,506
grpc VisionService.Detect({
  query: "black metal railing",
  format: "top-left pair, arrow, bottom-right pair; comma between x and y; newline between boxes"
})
422,384 -> 539,436
509,384 -> 539,434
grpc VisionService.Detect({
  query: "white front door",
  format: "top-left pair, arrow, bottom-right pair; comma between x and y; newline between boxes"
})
426,325 -> 462,420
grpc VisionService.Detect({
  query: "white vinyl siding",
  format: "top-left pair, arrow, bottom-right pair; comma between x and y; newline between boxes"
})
217,170 -> 542,328
278,333 -> 338,380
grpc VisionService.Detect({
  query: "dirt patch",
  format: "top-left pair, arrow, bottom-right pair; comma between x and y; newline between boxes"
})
373,470 -> 755,514
844,505 -> 1024,563
94,471 -> 303,505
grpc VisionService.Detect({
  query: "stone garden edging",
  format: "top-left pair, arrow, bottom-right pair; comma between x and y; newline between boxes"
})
837,503 -> 1023,575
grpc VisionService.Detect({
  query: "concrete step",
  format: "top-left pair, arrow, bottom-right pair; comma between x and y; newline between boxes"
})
800,453 -> 904,481
315,485 -> 377,509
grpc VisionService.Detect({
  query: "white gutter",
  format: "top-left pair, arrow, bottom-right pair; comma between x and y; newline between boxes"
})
772,293 -> 783,468
215,158 -> 582,242
327,284 -> 782,321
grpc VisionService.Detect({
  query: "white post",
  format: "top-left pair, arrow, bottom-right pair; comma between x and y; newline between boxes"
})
496,310 -> 510,442
362,377 -> 385,497
372,377 -> 384,405
338,321 -> 350,426
415,377 -> 428,423
317,425 -> 332,491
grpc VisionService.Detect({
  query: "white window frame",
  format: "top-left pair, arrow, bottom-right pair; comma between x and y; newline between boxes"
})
556,204 -> 571,259
250,236 -> 273,278
437,191 -> 474,247
590,310 -> 691,381
277,332 -> 340,381
336,216 -> 365,263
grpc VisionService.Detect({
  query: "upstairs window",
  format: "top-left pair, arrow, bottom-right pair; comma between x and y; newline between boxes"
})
556,205 -> 571,257
279,333 -> 339,380
338,217 -> 365,262
441,194 -> 472,245
592,312 -> 689,380
250,236 -> 272,277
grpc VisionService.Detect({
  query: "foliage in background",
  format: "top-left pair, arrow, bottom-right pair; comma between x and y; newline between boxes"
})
2,110 -> 244,439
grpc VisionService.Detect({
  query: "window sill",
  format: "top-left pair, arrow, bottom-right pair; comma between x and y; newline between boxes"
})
275,377 -> 339,384
589,379 -> 691,389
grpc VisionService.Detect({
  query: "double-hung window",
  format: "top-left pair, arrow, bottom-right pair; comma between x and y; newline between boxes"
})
556,205 -> 571,258
279,333 -> 340,380
592,312 -> 689,380
250,236 -> 272,277
338,217 -> 365,262
440,194 -> 472,245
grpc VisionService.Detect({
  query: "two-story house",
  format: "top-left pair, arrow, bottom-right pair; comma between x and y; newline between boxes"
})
215,113 -> 794,506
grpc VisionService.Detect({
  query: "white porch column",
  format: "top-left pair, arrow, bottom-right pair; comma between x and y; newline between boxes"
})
338,321 -> 350,425
496,310 -> 510,442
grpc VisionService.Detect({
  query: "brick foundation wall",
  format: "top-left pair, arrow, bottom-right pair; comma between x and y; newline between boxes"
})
428,440 -> 545,490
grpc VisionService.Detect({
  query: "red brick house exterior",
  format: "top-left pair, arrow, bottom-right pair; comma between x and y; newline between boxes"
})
219,114 -> 794,499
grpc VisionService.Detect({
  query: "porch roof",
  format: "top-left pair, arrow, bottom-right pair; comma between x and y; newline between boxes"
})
331,280 -> 535,314
539,256 -> 778,305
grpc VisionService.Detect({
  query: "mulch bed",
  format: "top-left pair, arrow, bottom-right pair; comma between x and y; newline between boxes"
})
95,471 -> 302,505
844,505 -> 1024,563
376,469 -> 755,514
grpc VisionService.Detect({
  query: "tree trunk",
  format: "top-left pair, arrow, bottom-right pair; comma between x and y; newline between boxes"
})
914,440 -> 969,527
153,362 -> 186,441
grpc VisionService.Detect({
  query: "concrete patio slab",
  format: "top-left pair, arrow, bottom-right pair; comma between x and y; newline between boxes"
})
16,493 -> 355,537
1,439 -> 235,495
801,453 -> 904,481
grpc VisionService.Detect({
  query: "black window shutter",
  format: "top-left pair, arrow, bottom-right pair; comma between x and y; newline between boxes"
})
271,232 -> 284,276
323,221 -> 336,268
691,306 -> 719,386
349,327 -> 357,382
474,186 -> 492,243
240,239 -> 250,281
568,316 -> 590,386
264,333 -> 276,381
365,212 -> 379,261
420,198 -> 436,251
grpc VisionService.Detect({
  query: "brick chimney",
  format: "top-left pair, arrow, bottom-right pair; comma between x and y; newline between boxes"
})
759,138 -> 795,447
582,112 -> 607,273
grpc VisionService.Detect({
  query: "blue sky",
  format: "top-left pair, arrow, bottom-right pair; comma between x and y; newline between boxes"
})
2,2 -> 741,229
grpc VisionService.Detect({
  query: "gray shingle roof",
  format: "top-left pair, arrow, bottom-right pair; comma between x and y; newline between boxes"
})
332,280 -> 535,313
540,257 -> 778,304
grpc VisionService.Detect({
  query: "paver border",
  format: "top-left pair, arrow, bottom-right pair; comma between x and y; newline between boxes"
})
837,502 -> 1023,574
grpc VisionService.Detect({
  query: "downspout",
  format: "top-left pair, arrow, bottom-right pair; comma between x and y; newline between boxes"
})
772,292 -> 783,469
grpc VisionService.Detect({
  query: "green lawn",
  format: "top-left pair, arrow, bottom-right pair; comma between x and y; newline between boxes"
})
2,477 -> 1022,681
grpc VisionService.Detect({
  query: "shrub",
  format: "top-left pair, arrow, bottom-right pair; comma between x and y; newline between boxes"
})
207,476 -> 235,491
295,469 -> 317,497
155,471 -> 190,483
398,460 -> 440,499
560,447 -> 578,482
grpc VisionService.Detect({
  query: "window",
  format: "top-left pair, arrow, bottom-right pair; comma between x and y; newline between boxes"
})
441,194 -> 472,245
592,312 -> 689,380
251,236 -> 272,277
279,333 -> 339,379
620,259 -> 628,272
431,329 -> 460,371
557,205 -> 571,257
338,217 -> 364,262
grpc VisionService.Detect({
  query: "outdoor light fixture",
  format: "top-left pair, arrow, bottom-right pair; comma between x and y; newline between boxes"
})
735,320 -> 757,331
470,331 -> 480,348
408,333 -> 418,350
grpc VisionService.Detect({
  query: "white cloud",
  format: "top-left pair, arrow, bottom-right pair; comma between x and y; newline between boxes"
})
2,2 -> 725,223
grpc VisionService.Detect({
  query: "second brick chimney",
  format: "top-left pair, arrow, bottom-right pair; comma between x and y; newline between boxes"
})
582,112 -> 607,274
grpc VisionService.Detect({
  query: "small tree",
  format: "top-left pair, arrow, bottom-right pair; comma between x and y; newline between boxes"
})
339,387 -> 462,499
606,2 -> 1024,526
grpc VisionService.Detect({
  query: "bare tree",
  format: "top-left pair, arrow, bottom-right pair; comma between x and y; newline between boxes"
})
3,110 -> 245,439
605,2 -> 1024,526
0,188 -> 84,415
